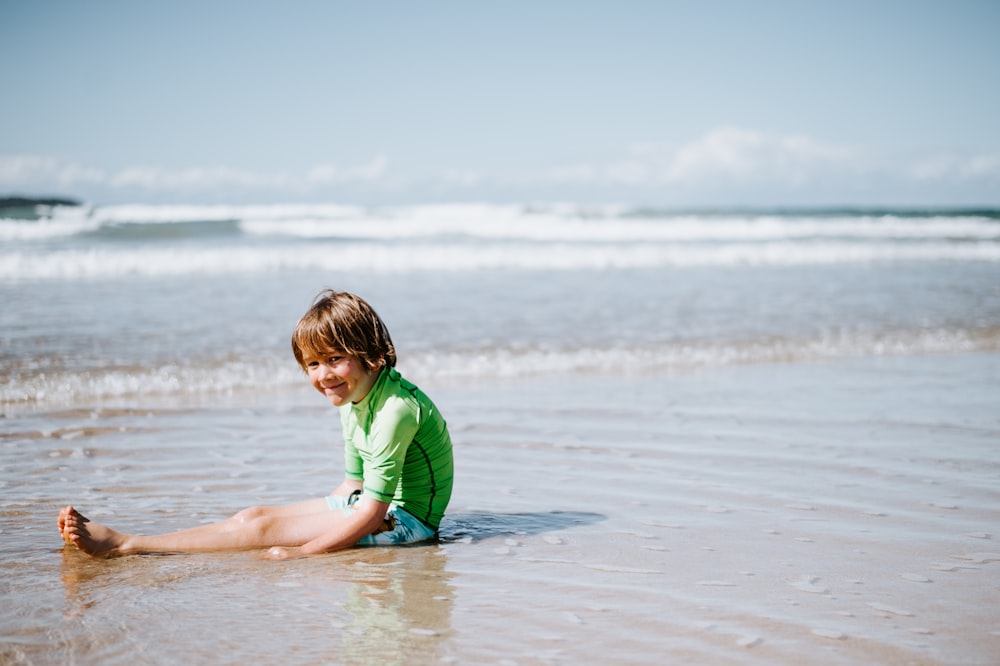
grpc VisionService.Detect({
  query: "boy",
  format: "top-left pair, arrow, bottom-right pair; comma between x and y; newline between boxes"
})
58,290 -> 454,559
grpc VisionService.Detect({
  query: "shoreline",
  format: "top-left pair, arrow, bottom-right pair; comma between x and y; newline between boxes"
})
2,351 -> 998,664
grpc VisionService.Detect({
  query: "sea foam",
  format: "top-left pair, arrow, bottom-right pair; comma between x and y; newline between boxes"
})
5,328 -> 998,411
3,240 -> 999,281
4,202 -> 999,243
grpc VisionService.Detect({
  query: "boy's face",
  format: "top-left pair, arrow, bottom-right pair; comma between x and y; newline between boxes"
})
302,351 -> 378,407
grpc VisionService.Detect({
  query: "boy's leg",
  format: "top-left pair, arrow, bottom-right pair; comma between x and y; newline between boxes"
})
59,498 -> 343,557
231,497 -> 331,521
58,499 -> 329,547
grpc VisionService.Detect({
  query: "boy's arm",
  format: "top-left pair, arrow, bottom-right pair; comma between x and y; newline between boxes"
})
330,478 -> 362,496
299,496 -> 391,555
263,489 -> 387,560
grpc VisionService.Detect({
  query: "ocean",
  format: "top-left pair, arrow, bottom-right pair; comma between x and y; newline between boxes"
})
3,202 -> 1000,665
3,203 -> 999,411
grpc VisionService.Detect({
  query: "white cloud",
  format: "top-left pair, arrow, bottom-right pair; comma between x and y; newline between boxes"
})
663,127 -> 858,184
0,155 -> 105,187
543,127 -> 861,188
306,156 -> 389,185
0,155 -> 391,196
2,133 -> 997,205
527,127 -> 1000,205
109,165 -> 289,190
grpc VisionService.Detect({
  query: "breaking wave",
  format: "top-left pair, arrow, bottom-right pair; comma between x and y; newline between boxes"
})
4,327 -> 997,412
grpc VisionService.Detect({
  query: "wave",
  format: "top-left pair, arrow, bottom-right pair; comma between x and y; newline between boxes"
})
0,203 -> 361,242
4,327 -> 998,412
240,213 -> 1000,243
0,209 -> 103,241
403,327 -> 1000,379
3,202 -> 999,243
3,239 -> 999,281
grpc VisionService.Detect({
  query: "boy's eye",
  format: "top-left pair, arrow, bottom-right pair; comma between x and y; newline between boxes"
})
305,355 -> 342,368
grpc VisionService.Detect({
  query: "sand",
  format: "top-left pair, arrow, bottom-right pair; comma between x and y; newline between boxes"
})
2,352 -> 999,665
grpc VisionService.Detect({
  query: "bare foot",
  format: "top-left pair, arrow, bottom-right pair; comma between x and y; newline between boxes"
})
57,505 -> 74,544
60,505 -> 128,558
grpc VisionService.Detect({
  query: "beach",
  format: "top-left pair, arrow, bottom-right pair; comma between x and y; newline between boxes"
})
2,203 -> 999,664
1,353 -> 997,664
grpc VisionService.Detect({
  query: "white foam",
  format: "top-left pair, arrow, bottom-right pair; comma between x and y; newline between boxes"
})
86,202 -> 365,224
144,203 -> 1000,243
14,203 -> 1000,244
0,359 -> 304,409
236,210 -> 1000,243
402,328 -> 1000,381
4,239 -> 1000,282
4,327 -> 999,411
0,214 -> 101,241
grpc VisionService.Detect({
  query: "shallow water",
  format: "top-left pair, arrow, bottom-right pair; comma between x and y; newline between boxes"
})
3,353 -> 999,665
3,204 -> 999,663
4,206 -> 1000,412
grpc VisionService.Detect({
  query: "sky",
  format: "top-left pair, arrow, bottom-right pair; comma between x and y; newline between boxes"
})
1,0 -> 999,207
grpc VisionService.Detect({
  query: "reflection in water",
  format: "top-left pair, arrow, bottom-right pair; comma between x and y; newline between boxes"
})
56,543 -> 457,665
52,512 -> 604,665
336,512 -> 605,664
338,547 -> 454,666
59,548 -> 105,617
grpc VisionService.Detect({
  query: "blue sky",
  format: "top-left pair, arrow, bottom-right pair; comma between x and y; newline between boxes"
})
2,1 -> 998,207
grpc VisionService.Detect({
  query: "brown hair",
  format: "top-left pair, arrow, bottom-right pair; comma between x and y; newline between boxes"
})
291,290 -> 396,370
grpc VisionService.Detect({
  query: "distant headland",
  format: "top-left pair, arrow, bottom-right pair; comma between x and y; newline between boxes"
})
0,196 -> 82,209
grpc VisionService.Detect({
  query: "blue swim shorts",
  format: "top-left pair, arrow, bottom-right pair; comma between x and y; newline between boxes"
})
325,492 -> 437,546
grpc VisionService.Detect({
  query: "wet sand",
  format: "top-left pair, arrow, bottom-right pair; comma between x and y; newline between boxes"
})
2,352 -> 999,665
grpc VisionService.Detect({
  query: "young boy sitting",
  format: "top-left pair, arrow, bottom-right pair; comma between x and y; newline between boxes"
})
58,290 -> 454,559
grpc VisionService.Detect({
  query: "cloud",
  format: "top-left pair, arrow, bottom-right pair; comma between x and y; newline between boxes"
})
530,127 -> 1000,204
0,155 -> 391,196
109,165 -> 287,191
2,130 -> 998,204
544,127 -> 862,188
306,156 -> 389,185
0,155 -> 105,188
662,127 -> 859,184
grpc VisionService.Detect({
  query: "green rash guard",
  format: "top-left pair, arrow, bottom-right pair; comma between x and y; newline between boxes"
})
339,366 -> 454,529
